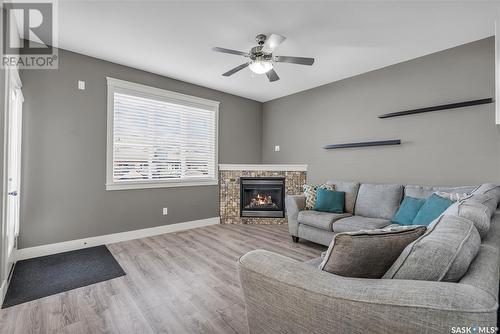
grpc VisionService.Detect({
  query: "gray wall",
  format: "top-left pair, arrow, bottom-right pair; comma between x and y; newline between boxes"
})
19,48 -> 262,248
18,37 -> 500,248
263,37 -> 500,186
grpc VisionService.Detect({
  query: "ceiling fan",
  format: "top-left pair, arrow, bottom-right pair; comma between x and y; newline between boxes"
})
212,33 -> 314,82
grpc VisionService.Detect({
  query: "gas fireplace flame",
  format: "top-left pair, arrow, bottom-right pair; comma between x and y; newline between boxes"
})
245,193 -> 278,209
254,194 -> 271,205
252,194 -> 273,205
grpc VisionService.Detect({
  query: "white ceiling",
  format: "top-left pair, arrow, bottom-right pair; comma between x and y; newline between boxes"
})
56,1 -> 500,102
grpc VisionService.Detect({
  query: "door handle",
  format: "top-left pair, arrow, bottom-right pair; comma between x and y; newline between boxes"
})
8,191 -> 17,196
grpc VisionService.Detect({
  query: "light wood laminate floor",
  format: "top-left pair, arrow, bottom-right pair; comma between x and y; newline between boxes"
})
0,224 -> 325,334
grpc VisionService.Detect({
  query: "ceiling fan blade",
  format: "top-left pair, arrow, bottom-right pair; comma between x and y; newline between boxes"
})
213,47 -> 249,57
222,63 -> 249,76
261,34 -> 286,54
266,69 -> 280,82
275,56 -> 315,66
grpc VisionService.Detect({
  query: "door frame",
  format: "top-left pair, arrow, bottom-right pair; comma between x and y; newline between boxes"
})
0,66 -> 22,302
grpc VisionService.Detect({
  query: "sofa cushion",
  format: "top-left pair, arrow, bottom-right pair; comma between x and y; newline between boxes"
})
298,210 -> 352,230
325,180 -> 360,214
404,185 -> 476,199
332,216 -> 391,233
472,183 -> 500,207
383,214 -> 481,282
319,225 -> 426,278
445,200 -> 490,239
459,244 -> 500,300
297,224 -> 335,246
354,183 -> 403,219
467,194 -> 497,218
412,193 -> 454,226
482,209 -> 500,257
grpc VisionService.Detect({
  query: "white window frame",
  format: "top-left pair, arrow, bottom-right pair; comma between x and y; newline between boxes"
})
106,77 -> 219,191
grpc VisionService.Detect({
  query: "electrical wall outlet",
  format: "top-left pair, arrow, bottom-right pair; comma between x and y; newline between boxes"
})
274,145 -> 280,152
78,80 -> 86,90
162,207 -> 168,215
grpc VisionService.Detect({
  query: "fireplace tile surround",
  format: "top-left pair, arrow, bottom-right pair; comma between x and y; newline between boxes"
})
219,164 -> 307,224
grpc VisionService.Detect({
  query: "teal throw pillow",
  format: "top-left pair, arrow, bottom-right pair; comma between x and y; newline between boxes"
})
412,193 -> 454,226
392,196 -> 426,226
314,189 -> 345,214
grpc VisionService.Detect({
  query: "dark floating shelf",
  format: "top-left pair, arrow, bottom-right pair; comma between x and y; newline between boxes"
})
324,139 -> 401,150
378,98 -> 493,119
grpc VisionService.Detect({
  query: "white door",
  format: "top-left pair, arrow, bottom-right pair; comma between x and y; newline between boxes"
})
2,68 -> 23,288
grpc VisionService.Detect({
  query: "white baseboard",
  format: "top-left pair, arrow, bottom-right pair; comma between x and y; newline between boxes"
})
15,217 -> 220,261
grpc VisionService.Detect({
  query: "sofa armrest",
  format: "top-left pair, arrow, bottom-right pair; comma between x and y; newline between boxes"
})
238,250 -> 497,334
285,195 -> 306,236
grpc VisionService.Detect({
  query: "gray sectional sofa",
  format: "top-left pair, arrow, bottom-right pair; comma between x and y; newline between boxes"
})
286,180 -> 477,246
238,181 -> 500,333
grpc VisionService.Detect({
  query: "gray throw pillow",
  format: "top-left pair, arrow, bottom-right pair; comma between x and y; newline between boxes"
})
383,214 -> 481,282
446,200 -> 490,239
472,183 -> 500,207
319,225 -> 426,278
354,183 -> 403,220
467,194 -> 497,217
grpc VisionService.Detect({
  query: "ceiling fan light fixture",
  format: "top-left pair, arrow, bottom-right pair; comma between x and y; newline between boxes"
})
213,33 -> 314,82
248,60 -> 273,74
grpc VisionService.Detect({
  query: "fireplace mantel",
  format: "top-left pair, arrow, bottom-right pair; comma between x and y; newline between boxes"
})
219,164 -> 307,172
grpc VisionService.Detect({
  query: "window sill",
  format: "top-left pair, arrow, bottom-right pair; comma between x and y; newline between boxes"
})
105,180 -> 218,191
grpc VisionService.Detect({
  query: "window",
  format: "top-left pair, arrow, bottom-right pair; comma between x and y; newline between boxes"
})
106,78 -> 219,190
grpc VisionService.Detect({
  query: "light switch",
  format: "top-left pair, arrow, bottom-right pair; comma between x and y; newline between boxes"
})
274,145 -> 280,152
78,80 -> 86,90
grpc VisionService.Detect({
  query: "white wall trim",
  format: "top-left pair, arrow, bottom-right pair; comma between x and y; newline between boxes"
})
15,217 -> 220,261
106,179 -> 218,191
219,164 -> 308,171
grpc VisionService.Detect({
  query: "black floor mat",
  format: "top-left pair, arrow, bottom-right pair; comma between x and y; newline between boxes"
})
2,245 -> 125,308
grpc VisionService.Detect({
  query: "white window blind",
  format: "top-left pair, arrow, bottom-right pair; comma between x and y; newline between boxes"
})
106,78 -> 219,190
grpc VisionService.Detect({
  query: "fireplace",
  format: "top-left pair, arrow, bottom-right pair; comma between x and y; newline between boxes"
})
240,177 -> 285,218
